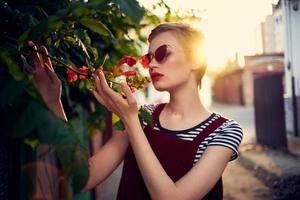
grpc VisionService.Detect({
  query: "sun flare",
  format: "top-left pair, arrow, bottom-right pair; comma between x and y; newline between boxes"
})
138,0 -> 278,72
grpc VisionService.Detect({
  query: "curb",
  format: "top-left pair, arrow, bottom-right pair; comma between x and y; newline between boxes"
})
238,146 -> 300,200
238,155 -> 278,188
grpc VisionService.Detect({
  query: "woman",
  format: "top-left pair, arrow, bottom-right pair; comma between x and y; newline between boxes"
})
29,23 -> 243,200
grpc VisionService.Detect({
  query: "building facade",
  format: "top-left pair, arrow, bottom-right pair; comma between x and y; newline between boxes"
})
260,2 -> 284,54
283,0 -> 300,137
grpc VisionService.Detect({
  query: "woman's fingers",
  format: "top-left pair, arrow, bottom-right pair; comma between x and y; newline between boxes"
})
93,74 -> 106,98
93,73 -> 113,108
120,81 -> 136,106
39,46 -> 54,70
97,71 -> 127,112
91,90 -> 107,107
27,41 -> 42,71
98,71 -> 118,99
44,63 -> 60,84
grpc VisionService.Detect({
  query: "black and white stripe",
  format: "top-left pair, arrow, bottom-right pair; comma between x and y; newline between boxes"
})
142,104 -> 243,164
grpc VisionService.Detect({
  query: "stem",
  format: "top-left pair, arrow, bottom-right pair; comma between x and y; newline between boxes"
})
29,48 -> 123,86
28,48 -> 90,77
101,54 -> 109,68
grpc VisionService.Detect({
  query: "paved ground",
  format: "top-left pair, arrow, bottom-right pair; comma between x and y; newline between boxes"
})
223,161 -> 271,200
96,102 -> 299,200
209,102 -> 256,144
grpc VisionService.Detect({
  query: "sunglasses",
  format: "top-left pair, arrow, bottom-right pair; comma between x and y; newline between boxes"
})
141,44 -> 171,67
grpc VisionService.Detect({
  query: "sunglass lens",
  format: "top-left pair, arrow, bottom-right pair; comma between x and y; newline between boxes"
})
141,53 -> 151,67
155,45 -> 167,62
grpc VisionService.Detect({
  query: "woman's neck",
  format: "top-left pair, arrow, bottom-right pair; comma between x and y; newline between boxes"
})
166,82 -> 210,119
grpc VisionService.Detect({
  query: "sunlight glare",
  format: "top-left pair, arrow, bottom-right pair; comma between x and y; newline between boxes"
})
138,0 -> 279,71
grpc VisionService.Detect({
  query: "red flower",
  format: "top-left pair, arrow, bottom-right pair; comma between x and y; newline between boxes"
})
130,86 -> 136,93
78,66 -> 89,80
119,55 -> 137,67
140,55 -> 149,68
122,71 -> 136,76
67,71 -> 78,82
67,64 -> 78,82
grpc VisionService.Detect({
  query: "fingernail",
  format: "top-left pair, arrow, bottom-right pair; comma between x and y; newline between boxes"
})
39,46 -> 47,53
120,81 -> 125,86
27,41 -> 34,46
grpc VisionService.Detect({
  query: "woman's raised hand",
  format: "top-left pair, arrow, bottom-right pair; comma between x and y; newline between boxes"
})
91,71 -> 139,124
27,41 -> 62,107
27,41 -> 67,121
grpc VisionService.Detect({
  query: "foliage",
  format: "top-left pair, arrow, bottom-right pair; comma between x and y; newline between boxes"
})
0,0 -> 198,196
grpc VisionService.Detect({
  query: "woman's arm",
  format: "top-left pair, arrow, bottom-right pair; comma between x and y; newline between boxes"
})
47,101 -> 68,121
92,71 -> 233,200
81,129 -> 129,192
28,41 -> 67,121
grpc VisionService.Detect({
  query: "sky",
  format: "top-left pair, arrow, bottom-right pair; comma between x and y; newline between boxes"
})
137,0 -> 279,70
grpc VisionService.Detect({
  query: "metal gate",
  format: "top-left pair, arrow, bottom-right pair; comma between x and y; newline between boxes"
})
254,71 -> 287,149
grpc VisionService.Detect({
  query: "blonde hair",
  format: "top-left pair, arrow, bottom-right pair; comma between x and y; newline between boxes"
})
148,23 -> 207,86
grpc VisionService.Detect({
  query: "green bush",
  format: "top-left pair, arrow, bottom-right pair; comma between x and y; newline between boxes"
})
0,0 -> 192,196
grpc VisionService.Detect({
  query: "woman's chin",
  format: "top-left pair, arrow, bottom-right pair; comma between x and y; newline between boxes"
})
152,82 -> 170,92
154,87 -> 166,92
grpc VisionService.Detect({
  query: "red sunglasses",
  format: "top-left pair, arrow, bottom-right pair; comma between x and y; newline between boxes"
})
141,44 -> 170,67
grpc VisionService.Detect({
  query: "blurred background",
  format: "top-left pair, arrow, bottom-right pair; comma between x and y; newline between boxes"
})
1,0 -> 300,199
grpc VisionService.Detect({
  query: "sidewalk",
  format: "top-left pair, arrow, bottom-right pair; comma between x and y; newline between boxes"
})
211,102 -> 300,200
239,135 -> 300,199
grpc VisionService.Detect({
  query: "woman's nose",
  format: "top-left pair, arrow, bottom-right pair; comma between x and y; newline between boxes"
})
148,64 -> 158,70
148,59 -> 159,69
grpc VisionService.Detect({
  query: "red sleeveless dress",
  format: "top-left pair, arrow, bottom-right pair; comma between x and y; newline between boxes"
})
117,104 -> 226,200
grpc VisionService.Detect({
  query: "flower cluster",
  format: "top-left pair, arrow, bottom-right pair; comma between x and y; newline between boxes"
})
66,55 -> 150,93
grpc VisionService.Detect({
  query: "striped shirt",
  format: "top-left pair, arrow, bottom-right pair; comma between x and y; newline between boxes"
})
142,104 -> 243,164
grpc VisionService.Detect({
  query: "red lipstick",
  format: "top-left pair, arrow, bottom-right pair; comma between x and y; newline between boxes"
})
150,72 -> 164,81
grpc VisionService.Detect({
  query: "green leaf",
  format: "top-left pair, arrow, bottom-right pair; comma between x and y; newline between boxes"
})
88,47 -> 98,59
112,113 -> 125,130
72,6 -> 90,17
75,34 -> 91,59
73,192 -> 90,200
0,48 -> 25,81
65,36 -> 77,45
36,110 -> 65,144
112,113 -> 120,124
12,100 -> 72,144
113,120 -> 125,130
70,106 -> 89,145
0,78 -> 26,107
112,0 -> 144,25
78,18 -> 113,38
56,144 -> 76,176
12,101 -> 40,138
139,106 -> 153,128
24,138 -> 40,150
18,29 -> 31,48
72,145 -> 89,193
85,79 -> 95,90
76,30 -> 91,46
56,143 -> 89,194
27,18 -> 50,40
